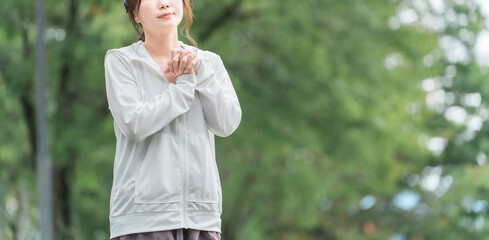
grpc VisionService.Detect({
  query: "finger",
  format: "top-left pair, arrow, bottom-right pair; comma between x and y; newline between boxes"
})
178,53 -> 192,74
168,50 -> 175,75
166,61 -> 174,76
178,49 -> 190,60
172,53 -> 180,75
182,56 -> 193,73
175,48 -> 186,60
176,50 -> 191,74
170,49 -> 181,75
170,49 -> 178,60
184,55 -> 197,73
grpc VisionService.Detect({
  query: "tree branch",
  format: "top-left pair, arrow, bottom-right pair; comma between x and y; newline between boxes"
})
198,0 -> 244,42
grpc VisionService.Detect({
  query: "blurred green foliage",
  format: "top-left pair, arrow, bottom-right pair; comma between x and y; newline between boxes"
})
1,0 -> 489,239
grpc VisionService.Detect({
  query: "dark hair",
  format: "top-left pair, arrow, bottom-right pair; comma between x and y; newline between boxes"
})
123,0 -> 197,47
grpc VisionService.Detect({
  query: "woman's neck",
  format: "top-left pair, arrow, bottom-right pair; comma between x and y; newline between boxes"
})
143,28 -> 180,58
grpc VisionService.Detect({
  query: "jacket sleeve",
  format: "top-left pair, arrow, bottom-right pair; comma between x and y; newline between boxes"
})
104,51 -> 196,142
195,53 -> 242,137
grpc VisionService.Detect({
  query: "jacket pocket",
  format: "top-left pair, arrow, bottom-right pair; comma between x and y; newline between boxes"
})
186,133 -> 219,203
134,134 -> 182,204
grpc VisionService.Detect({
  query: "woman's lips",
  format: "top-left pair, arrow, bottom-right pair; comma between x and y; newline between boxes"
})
157,13 -> 173,18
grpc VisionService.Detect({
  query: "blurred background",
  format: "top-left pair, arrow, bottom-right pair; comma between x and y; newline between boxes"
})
1,0 -> 489,239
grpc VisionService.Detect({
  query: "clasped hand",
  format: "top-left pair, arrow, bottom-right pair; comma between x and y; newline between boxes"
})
164,47 -> 198,76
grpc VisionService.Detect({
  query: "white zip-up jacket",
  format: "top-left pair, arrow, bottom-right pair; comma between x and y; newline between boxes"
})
104,40 -> 241,239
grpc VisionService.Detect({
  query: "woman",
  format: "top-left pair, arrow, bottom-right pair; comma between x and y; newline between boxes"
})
104,0 -> 242,239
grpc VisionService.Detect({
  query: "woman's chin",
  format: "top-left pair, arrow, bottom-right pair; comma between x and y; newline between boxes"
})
156,21 -> 181,29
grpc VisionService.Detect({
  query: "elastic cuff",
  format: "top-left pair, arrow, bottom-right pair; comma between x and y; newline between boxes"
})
176,73 -> 197,84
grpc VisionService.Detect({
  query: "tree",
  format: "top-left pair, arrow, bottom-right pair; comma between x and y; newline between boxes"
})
1,0 -> 488,239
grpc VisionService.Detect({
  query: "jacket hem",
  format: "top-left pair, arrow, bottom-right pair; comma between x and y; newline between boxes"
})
109,210 -> 222,239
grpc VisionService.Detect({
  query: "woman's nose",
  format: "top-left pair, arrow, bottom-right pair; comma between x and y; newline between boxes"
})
158,0 -> 170,9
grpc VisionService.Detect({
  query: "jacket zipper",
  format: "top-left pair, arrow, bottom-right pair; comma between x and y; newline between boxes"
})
181,114 -> 189,228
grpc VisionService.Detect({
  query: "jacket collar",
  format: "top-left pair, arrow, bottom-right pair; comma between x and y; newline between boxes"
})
128,40 -> 193,75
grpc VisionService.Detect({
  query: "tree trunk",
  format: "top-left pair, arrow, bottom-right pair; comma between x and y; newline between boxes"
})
52,0 -> 80,239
